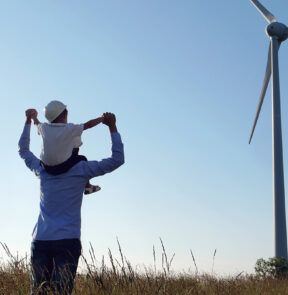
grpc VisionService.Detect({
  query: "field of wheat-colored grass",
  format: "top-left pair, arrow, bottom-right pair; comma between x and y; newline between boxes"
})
1,241 -> 288,295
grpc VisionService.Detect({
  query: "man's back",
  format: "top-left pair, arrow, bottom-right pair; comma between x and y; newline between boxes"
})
34,165 -> 87,240
19,123 -> 124,241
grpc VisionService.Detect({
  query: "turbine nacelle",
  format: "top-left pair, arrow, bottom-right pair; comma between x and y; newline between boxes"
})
266,22 -> 288,41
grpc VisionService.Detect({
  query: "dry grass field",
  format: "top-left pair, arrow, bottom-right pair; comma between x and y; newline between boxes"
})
1,241 -> 288,295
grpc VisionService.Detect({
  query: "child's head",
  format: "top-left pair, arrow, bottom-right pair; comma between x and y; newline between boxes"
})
44,100 -> 68,123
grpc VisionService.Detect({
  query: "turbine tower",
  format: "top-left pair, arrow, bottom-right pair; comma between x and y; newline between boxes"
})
249,0 -> 288,260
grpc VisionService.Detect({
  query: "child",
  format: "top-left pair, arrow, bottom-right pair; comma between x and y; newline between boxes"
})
30,100 -> 103,195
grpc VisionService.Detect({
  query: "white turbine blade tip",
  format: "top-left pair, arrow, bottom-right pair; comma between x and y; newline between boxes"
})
250,0 -> 277,23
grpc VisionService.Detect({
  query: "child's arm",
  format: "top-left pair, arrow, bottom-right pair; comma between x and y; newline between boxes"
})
32,116 -> 40,126
83,117 -> 104,130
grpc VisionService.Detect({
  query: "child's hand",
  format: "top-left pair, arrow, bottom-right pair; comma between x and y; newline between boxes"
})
25,109 -> 39,125
25,109 -> 37,119
31,109 -> 38,119
31,110 -> 40,125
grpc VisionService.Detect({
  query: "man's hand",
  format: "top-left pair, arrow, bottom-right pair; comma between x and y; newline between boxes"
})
102,112 -> 117,133
25,109 -> 37,124
25,109 -> 39,125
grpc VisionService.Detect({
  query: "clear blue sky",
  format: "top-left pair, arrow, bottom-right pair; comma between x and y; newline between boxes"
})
0,0 -> 288,275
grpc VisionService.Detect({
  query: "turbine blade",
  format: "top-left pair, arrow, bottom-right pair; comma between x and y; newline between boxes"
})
249,44 -> 272,144
250,0 -> 277,24
249,40 -> 281,143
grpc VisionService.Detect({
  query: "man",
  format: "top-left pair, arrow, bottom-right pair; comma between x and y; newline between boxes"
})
18,109 -> 124,294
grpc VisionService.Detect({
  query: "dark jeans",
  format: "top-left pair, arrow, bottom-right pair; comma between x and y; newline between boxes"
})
41,148 -> 87,175
31,239 -> 82,295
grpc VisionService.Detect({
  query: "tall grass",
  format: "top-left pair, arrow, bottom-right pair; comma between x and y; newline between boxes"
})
1,241 -> 288,295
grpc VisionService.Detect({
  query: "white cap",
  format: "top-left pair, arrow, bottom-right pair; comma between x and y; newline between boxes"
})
44,100 -> 67,122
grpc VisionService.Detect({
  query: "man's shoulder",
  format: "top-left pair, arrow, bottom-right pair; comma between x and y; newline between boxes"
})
47,161 -> 91,179
70,160 -> 98,175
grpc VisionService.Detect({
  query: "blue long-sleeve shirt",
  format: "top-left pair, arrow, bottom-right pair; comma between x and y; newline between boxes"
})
18,124 -> 124,241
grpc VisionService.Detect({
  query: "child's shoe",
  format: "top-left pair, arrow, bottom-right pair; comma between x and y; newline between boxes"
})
84,184 -> 101,195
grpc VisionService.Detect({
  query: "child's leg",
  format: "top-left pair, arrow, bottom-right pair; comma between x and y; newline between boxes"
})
75,147 -> 101,195
84,181 -> 101,195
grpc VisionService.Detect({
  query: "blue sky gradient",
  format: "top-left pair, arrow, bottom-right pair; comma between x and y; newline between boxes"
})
1,0 -> 288,275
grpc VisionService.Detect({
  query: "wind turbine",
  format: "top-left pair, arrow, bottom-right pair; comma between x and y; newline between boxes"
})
249,0 -> 288,260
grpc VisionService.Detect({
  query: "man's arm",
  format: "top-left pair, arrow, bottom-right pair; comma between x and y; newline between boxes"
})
83,113 -> 124,178
83,117 -> 103,130
18,110 -> 41,173
102,112 -> 118,133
